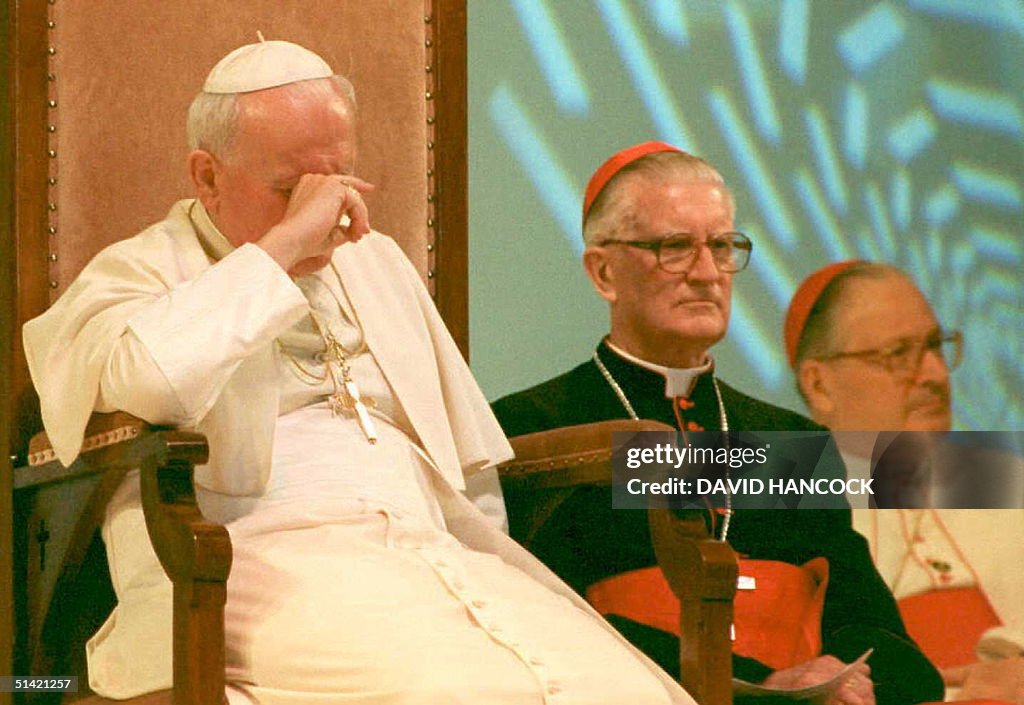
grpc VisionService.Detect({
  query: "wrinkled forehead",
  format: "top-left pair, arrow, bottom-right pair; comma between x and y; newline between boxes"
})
620,172 -> 736,228
834,273 -> 940,345
622,167 -> 734,212
231,84 -> 356,165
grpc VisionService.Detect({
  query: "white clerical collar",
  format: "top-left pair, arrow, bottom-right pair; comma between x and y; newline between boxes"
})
604,339 -> 713,399
188,199 -> 236,262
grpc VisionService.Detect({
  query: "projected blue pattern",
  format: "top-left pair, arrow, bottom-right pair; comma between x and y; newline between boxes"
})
928,80 -> 1024,137
511,0 -> 591,116
479,0 -> 1023,430
647,0 -> 689,46
707,88 -> 799,248
837,3 -> 906,75
843,83 -> 870,169
596,0 -> 696,151
779,0 -> 809,83
488,85 -> 582,250
726,3 -> 782,146
887,110 -> 937,164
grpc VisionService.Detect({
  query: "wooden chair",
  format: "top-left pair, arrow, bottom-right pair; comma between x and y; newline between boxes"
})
4,1 -> 468,703
498,423 -> 1014,705
17,414 -> 219,705
497,420 -> 739,705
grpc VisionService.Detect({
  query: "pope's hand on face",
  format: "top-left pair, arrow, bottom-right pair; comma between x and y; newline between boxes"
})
258,173 -> 374,273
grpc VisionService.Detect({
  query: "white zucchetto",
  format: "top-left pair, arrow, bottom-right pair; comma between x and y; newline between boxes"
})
203,39 -> 334,95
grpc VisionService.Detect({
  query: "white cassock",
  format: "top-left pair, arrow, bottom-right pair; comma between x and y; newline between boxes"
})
848,447 -> 1024,667
23,200 -> 692,705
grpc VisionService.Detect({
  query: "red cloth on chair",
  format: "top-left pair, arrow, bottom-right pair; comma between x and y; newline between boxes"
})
587,558 -> 829,671
897,586 -> 1002,669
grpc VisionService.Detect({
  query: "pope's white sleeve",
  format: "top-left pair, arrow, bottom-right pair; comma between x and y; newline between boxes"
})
98,329 -> 191,424
462,466 -> 510,534
99,244 -> 307,426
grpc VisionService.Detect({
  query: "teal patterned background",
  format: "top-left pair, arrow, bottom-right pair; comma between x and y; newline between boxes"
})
468,0 -> 1023,431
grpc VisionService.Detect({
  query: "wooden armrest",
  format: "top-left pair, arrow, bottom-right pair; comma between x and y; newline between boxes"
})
16,413 -> 214,588
498,420 -> 676,489
17,412 -> 164,489
139,432 -> 229,705
497,421 -> 676,547
649,508 -> 737,705
22,411 -> 223,583
649,509 -> 738,602
27,411 -> 152,466
138,431 -> 225,583
497,421 -> 736,705
21,412 -> 226,705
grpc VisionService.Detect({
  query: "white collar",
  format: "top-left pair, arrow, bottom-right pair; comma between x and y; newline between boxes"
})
188,200 -> 236,262
604,339 -> 713,399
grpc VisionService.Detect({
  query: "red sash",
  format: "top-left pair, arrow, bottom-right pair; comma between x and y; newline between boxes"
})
587,558 -> 829,671
898,586 -> 1002,669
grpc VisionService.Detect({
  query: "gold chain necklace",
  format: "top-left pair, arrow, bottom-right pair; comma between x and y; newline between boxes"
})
278,262 -> 368,373
319,262 -> 367,356
185,201 -> 377,443
278,263 -> 377,443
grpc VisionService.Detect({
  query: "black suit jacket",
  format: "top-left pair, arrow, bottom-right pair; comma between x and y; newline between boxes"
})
492,342 -> 943,705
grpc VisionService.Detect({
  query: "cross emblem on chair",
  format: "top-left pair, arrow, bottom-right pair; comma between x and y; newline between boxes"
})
35,519 -> 51,571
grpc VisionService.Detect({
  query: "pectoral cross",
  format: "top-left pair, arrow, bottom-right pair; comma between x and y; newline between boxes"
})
323,333 -> 378,444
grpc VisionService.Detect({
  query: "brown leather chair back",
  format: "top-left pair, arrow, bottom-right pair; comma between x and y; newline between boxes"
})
4,2 -> 467,698
11,0 -> 468,455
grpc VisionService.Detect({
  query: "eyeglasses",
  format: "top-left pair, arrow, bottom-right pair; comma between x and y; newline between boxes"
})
819,329 -> 963,378
597,232 -> 753,274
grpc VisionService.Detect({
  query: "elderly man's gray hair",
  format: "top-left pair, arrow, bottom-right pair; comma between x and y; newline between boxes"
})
186,75 -> 356,159
582,151 -> 734,247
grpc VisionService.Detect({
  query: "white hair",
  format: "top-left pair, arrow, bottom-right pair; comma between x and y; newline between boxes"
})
582,151 -> 734,246
186,75 -> 356,158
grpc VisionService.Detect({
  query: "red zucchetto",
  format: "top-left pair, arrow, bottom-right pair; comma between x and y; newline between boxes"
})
582,141 -> 683,225
783,260 -> 864,368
